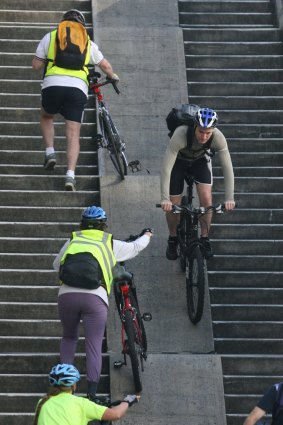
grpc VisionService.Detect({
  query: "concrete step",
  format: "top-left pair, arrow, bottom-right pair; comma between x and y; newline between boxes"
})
0,26 -> 91,40
0,165 -> 97,175
0,270 -> 57,286
215,338 -> 283,354
212,208 -> 283,224
212,192 -> 283,208
0,0 -> 91,10
213,176 -> 283,192
212,305 -> 283,321
216,124 -> 283,138
0,287 -> 57,303
179,1 -> 272,13
221,355 -> 283,376
0,335 -> 106,352
208,255 -> 283,271
0,191 -> 99,207
0,151 -> 96,166
0,11 -> 92,25
208,271 -> 283,288
0,373 -> 108,395
0,107 -> 96,122
190,96 -> 283,109
0,136 -> 95,151
0,238 -> 65,253
210,224 -> 283,239
0,175 -> 99,191
188,82 -> 283,96
224,375 -> 283,394
0,223 -> 74,237
210,288 -> 283,304
186,55 -> 283,69
214,322 -> 283,338
0,121 -> 95,136
0,206 -> 82,222
186,68 -> 283,82
180,12 -> 273,26
0,254 -> 55,269
183,28 -> 281,42
184,41 -> 283,55
212,240 -> 283,255
214,167 -> 283,177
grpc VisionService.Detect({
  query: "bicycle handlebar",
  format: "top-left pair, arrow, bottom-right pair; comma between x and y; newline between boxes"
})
156,203 -> 225,214
88,71 -> 120,94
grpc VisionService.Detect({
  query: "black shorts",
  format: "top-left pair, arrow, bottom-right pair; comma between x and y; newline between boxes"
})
169,157 -> 212,196
41,86 -> 87,123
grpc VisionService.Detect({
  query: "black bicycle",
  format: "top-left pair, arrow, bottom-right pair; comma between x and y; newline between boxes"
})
89,72 -> 128,179
112,261 -> 152,393
157,174 -> 224,324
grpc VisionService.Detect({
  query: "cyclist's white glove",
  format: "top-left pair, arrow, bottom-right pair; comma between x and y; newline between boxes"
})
111,73 -> 120,82
123,394 -> 138,406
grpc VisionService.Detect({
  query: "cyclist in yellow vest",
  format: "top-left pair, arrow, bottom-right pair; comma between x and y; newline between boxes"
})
53,206 -> 153,404
32,9 -> 119,191
34,363 -> 140,425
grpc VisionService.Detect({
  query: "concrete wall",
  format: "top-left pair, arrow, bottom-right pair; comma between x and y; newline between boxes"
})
273,0 -> 283,33
93,1 -> 227,424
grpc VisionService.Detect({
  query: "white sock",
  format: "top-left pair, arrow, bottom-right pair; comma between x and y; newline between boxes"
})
46,147 -> 55,155
66,170 -> 75,178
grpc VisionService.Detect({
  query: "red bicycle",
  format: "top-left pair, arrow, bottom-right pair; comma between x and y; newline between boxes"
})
113,263 -> 152,393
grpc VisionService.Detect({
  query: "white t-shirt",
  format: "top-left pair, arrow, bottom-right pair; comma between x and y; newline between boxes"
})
35,32 -> 104,96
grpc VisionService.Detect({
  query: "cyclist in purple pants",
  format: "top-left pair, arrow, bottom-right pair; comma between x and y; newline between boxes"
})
53,205 -> 153,403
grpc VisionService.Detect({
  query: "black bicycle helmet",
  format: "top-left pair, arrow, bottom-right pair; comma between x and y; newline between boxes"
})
81,206 -> 107,229
62,9 -> 86,25
49,363 -> 80,387
195,108 -> 218,129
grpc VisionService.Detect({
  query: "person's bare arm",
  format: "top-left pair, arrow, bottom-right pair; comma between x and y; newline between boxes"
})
98,58 -> 119,80
243,406 -> 266,425
32,57 -> 46,71
101,395 -> 139,421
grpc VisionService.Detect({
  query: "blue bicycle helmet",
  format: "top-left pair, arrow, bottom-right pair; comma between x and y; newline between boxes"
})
195,108 -> 218,129
49,363 -> 80,387
81,206 -> 107,229
62,9 -> 86,25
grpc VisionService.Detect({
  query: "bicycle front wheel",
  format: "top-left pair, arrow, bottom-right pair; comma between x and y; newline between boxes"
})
124,310 -> 142,393
186,245 -> 205,324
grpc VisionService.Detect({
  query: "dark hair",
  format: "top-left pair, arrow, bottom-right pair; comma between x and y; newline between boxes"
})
80,220 -> 108,231
33,386 -> 71,425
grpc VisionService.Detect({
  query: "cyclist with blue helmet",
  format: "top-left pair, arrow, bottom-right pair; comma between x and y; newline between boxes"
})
160,107 -> 235,260
52,206 -> 153,403
34,363 -> 139,425
32,9 -> 119,191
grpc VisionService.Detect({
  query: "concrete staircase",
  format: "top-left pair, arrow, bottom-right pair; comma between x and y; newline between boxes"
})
180,0 -> 283,424
0,2 -> 110,424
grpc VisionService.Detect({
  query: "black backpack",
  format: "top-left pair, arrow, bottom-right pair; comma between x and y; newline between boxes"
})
166,103 -> 214,154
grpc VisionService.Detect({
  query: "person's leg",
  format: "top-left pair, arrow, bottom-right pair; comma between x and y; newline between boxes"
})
65,119 -> 81,173
40,108 -> 55,149
80,294 -> 108,395
166,194 -> 182,237
196,183 -> 213,237
58,293 -> 81,364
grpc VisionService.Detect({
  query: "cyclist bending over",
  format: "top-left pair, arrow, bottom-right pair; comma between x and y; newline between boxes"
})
34,363 -> 139,425
160,107 -> 235,260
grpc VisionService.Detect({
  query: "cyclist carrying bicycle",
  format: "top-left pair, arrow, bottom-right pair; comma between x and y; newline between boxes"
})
52,206 -> 153,404
160,107 -> 235,260
34,363 -> 139,425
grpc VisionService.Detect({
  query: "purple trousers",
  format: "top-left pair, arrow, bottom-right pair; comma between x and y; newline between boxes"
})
58,292 -> 108,383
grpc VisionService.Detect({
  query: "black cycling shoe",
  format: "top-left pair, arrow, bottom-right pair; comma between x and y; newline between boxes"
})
200,237 -> 213,259
166,236 -> 178,260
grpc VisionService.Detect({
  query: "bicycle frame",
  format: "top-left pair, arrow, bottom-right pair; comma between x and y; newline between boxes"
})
118,281 -> 145,361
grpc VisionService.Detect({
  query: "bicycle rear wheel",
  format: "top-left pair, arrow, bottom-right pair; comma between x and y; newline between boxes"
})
109,135 -> 128,180
130,293 -> 147,352
124,310 -> 142,393
186,245 -> 205,324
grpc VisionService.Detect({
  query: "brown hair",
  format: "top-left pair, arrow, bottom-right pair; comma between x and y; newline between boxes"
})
33,386 -> 71,425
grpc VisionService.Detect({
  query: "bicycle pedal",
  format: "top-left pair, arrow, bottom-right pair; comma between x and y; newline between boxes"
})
128,160 -> 141,173
113,360 -> 124,369
93,134 -> 103,146
142,312 -> 152,321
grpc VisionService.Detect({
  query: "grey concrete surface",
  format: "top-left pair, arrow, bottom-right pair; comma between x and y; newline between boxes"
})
95,0 -> 227,423
110,354 -> 227,425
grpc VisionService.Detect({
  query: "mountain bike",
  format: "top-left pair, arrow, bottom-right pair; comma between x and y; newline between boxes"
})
88,71 -> 128,179
157,173 -> 225,324
112,262 -> 152,393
